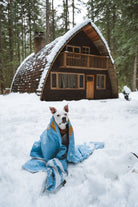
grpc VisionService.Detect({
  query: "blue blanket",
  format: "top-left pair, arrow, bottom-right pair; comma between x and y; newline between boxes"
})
22,116 -> 104,192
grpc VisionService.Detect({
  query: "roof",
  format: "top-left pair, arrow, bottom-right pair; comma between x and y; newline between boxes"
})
11,19 -> 114,96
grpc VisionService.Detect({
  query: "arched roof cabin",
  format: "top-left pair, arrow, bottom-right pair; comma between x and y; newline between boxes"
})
11,20 -> 118,101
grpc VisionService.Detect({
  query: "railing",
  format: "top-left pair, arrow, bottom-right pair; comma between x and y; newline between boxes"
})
58,52 -> 109,70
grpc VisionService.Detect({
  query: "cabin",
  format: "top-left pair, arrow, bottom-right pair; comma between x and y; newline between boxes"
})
11,19 -> 118,101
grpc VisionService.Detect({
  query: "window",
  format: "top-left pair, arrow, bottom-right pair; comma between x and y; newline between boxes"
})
96,74 -> 106,89
80,75 -> 84,88
58,74 -> 78,88
82,46 -> 90,54
52,73 -> 57,88
66,45 -> 81,53
51,72 -> 85,89
87,76 -> 93,81
67,46 -> 73,52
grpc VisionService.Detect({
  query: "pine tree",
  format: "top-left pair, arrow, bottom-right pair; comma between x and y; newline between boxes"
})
115,0 -> 138,90
61,0 -> 70,32
86,0 -> 138,90
87,0 -> 95,22
46,0 -> 50,44
0,1 -> 4,93
51,0 -> 55,40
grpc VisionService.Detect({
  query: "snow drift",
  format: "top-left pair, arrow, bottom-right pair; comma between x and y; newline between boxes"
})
0,92 -> 138,207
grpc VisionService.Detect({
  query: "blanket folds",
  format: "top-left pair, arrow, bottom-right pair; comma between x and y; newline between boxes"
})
22,116 -> 104,192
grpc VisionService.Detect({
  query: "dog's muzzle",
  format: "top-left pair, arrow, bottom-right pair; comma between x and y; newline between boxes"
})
62,117 -> 67,123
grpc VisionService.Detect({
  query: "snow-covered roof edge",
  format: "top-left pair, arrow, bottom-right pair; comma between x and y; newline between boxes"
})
37,19 -> 114,93
90,21 -> 114,64
10,53 -> 35,92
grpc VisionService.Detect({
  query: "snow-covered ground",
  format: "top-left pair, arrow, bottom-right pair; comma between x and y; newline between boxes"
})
0,92 -> 138,207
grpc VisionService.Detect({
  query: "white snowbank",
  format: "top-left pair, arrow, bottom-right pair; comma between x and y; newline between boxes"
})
122,85 -> 131,94
0,93 -> 138,207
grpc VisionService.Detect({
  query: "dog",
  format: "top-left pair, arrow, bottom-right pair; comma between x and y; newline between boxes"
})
23,104 -> 104,192
49,105 -> 69,149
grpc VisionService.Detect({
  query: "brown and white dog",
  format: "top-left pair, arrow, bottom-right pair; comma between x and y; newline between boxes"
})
49,105 -> 69,148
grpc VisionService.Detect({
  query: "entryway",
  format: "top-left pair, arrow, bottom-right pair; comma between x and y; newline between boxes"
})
86,75 -> 94,99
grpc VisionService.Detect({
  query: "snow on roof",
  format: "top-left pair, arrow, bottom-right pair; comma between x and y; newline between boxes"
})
10,53 -> 35,92
11,19 -> 114,94
37,19 -> 114,92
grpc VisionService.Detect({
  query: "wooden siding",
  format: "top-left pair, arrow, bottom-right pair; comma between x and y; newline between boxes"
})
64,30 -> 100,56
82,24 -> 109,56
41,28 -> 116,101
41,66 -> 112,101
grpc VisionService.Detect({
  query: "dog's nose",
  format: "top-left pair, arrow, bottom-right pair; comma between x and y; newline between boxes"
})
62,117 -> 66,123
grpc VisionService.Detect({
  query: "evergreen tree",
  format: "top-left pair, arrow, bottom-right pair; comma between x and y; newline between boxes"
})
87,0 -> 96,22
0,0 -> 43,91
46,0 -> 50,44
0,0 -> 4,93
86,0 -> 137,90
115,0 -> 138,90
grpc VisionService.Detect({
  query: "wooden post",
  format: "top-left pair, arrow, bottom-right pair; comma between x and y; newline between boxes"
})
106,57 -> 109,69
87,55 -> 90,68
64,52 -> 67,66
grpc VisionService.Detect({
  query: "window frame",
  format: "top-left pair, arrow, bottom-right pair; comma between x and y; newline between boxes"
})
82,46 -> 90,54
66,45 -> 81,54
96,74 -> 106,90
51,72 -> 85,90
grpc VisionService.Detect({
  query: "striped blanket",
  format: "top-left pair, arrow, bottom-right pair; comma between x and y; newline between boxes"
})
22,116 -> 104,192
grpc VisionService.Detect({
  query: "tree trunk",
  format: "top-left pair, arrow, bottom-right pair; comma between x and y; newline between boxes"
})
46,0 -> 50,44
106,11 -> 110,48
65,0 -> 69,32
17,30 -> 20,63
72,0 -> 75,27
21,3 -> 25,61
132,47 -> 137,91
28,13 -> 32,53
112,4 -> 116,57
8,0 -> 14,78
0,5 -> 4,93
52,0 -> 55,40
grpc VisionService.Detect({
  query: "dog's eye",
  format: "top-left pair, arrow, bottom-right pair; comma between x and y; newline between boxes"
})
57,114 -> 60,117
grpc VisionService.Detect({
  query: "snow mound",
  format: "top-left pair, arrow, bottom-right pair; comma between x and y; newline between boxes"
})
0,92 -> 138,207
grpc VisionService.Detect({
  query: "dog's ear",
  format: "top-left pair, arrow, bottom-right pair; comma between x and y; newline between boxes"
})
49,107 -> 56,114
64,104 -> 69,113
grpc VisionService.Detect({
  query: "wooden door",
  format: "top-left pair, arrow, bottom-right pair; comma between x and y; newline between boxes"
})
86,75 -> 94,99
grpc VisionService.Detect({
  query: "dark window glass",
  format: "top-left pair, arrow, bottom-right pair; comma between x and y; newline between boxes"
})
74,47 -> 80,53
80,75 -> 84,88
97,75 -> 105,89
82,47 -> 90,54
58,74 -> 78,88
52,73 -> 56,88
87,77 -> 93,81
67,46 -> 73,52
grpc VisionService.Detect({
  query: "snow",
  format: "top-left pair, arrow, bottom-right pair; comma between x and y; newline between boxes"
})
0,92 -> 138,207
10,53 -> 35,92
123,86 -> 131,94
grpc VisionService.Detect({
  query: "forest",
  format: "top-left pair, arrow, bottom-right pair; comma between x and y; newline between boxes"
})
0,0 -> 137,93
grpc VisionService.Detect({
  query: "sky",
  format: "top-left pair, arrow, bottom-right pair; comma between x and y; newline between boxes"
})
41,0 -> 88,28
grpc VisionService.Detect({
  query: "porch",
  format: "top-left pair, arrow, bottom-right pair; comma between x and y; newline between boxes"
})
58,51 -> 109,70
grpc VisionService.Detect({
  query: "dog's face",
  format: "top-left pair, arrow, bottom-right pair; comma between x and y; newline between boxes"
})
50,105 -> 69,130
